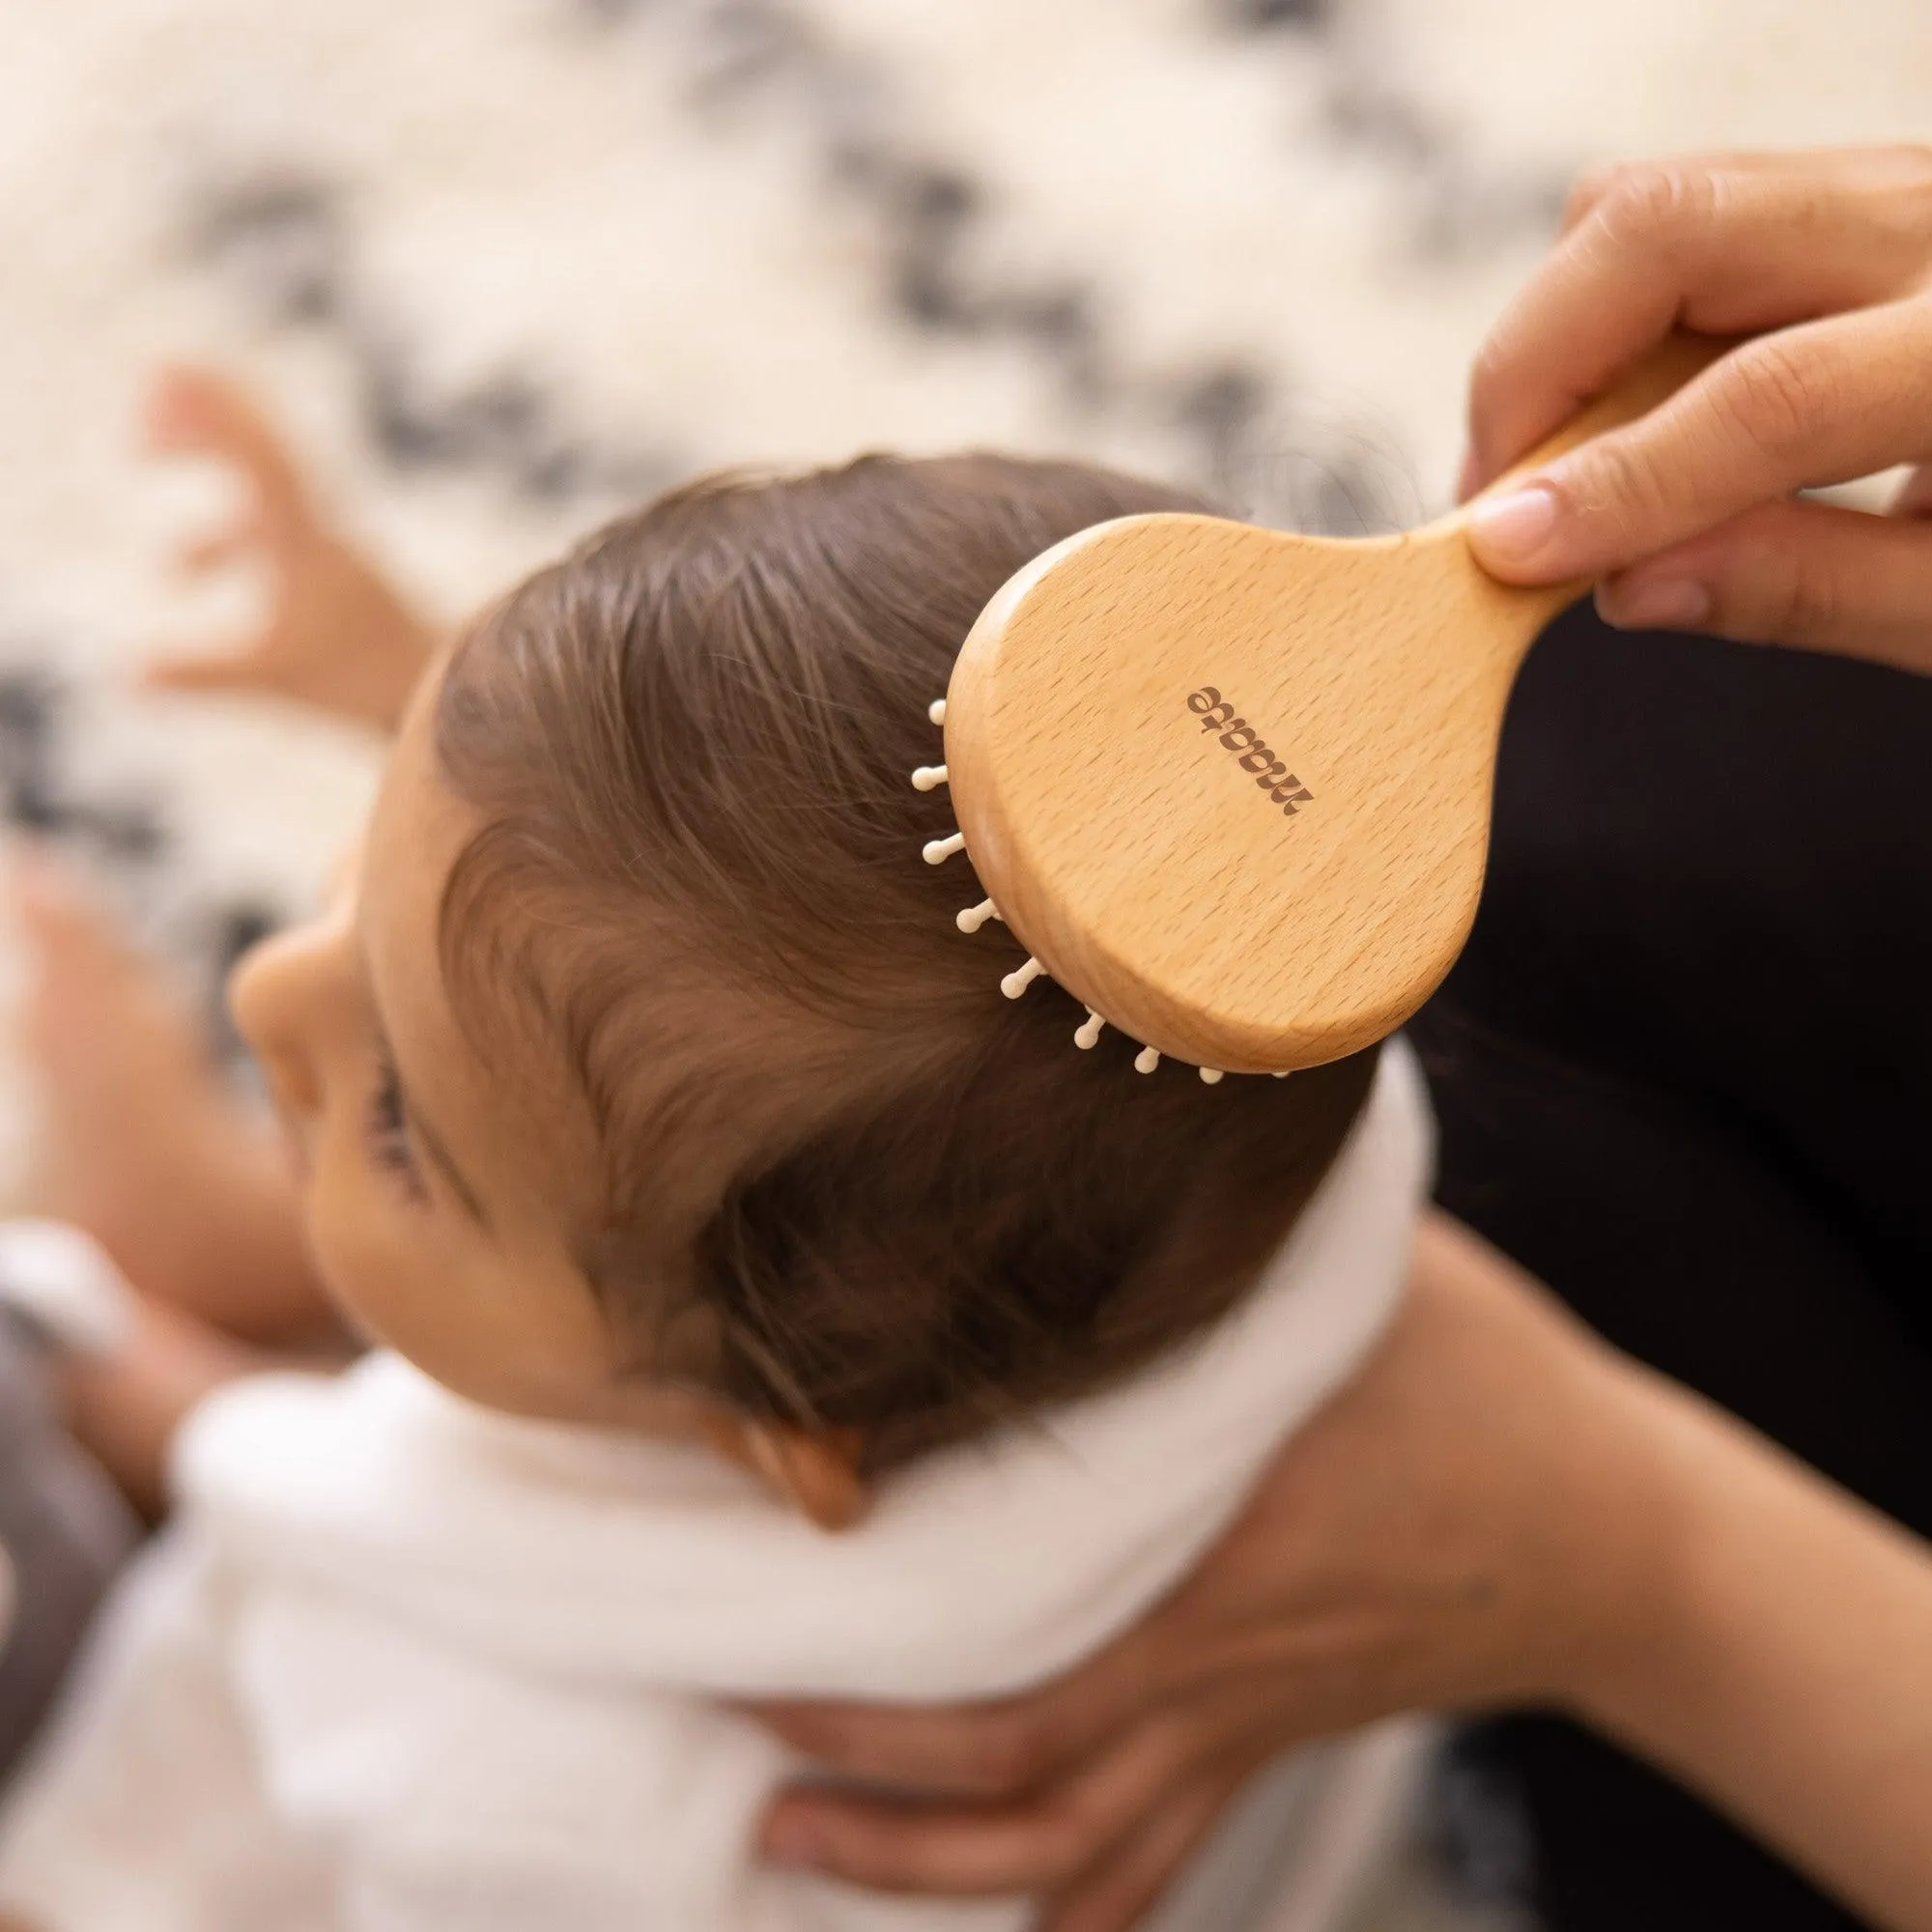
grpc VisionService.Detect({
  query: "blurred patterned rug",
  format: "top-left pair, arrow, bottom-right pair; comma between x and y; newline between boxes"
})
0,2 -> 1927,1913
5,0 -> 1929,993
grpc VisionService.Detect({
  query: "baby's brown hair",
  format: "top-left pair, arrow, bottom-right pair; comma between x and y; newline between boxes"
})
436,454 -> 1378,1472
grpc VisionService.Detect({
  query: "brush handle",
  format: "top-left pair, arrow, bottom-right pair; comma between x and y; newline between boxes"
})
940,334 -> 1738,1072
1438,329 -> 1734,639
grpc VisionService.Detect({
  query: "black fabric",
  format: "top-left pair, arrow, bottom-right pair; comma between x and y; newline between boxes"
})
1409,599 -> 1932,1932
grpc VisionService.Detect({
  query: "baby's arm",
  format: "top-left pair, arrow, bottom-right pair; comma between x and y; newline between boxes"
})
143,367 -> 442,733
14,856 -> 334,1352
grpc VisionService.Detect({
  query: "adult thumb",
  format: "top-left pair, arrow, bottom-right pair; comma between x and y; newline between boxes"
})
1466,306 -> 1932,589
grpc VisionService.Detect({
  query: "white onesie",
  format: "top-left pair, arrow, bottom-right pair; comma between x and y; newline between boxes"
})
0,1044 -> 1433,1932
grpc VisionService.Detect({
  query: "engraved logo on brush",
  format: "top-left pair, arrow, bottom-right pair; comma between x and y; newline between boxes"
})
1186,687 -> 1314,816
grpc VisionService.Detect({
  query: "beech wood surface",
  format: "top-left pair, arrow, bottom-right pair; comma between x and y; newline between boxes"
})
944,333 -> 1724,1072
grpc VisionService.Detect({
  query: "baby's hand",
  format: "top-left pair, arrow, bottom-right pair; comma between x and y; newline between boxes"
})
143,367 -> 441,733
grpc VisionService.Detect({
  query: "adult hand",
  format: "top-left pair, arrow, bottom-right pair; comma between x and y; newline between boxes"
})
752,1215 -> 1683,1932
1462,145 -> 1932,672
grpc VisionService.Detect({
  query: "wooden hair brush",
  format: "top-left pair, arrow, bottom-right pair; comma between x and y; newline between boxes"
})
917,333 -> 1722,1078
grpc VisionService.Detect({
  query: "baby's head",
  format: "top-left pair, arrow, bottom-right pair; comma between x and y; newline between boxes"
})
234,454 -> 1378,1523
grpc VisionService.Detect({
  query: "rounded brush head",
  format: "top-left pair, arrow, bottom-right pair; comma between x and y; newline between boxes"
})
929,335 -> 1724,1073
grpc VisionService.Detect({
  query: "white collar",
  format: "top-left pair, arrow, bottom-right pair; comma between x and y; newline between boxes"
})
176,1040 -> 1433,1700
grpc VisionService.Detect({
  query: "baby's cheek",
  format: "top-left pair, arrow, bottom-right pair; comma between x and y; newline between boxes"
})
306,1200 -> 489,1397
296,1121 -> 443,1354
297,1161 -> 420,1353
301,1169 -> 603,1413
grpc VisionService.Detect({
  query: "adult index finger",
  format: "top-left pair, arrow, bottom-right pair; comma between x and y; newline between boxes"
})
1464,151 -> 1932,494
747,1691 -> 1065,1801
744,1592 -> 1174,1797
1555,144 -> 1922,240
760,1693 -> 1255,1901
1468,301 -> 1932,586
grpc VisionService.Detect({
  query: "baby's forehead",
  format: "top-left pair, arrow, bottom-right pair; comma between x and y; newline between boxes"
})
431,854 -> 885,1237
357,691 -> 584,1197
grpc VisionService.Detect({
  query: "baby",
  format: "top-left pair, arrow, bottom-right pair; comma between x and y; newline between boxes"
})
0,378 -> 1432,1929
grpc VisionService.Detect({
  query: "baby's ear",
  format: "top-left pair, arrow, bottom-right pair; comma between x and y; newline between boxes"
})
738,1422 -> 870,1531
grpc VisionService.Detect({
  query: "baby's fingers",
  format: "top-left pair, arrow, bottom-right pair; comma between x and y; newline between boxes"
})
140,640 -> 281,701
171,517 -> 265,580
144,367 -> 308,522
1595,497 -> 1932,676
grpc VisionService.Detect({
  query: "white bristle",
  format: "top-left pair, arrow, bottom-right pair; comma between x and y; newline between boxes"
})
956,898 -> 1001,933
1199,1067 -> 1225,1085
1273,1071 -> 1291,1079
927,697 -> 948,725
1134,1046 -> 1160,1074
911,764 -> 950,792
1073,1009 -> 1104,1049
1001,956 -> 1046,999
923,832 -> 966,865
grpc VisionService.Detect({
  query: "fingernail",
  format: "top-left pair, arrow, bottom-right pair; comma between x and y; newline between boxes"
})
1598,576 -> 1712,632
1467,484 -> 1560,567
762,1814 -> 822,1868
